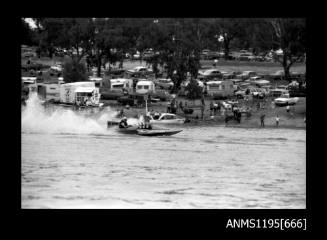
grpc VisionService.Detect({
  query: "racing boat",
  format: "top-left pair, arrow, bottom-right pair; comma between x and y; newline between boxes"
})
136,129 -> 182,136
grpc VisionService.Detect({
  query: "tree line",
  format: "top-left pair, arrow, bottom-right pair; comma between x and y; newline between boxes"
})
22,18 -> 306,88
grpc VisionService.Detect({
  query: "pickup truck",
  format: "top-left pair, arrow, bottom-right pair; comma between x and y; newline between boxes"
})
274,93 -> 299,106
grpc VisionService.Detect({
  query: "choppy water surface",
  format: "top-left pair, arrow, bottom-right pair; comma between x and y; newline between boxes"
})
22,94 -> 306,209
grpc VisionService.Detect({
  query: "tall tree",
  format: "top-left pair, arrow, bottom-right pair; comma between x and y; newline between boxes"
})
34,18 -> 94,61
249,18 -> 306,81
139,18 -> 206,92
269,18 -> 305,80
210,18 -> 247,59
63,58 -> 88,83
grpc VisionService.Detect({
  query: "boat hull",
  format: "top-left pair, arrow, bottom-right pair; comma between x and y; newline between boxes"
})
137,129 -> 182,136
117,125 -> 139,134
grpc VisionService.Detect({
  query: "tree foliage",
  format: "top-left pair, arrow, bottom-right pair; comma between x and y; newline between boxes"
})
249,18 -> 306,80
63,58 -> 87,83
33,18 -> 94,61
185,79 -> 203,100
28,18 -> 305,83
209,18 -> 248,59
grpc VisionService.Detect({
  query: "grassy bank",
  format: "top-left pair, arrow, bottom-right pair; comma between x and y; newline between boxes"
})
105,96 -> 306,129
25,57 -> 306,75
201,59 -> 306,75
24,56 -> 306,129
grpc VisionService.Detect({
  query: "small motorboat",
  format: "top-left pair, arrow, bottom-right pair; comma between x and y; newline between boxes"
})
136,129 -> 182,136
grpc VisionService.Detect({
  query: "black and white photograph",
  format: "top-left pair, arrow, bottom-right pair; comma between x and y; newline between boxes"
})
21,18 -> 306,209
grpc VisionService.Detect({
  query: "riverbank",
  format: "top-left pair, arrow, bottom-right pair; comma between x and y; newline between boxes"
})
104,96 -> 306,129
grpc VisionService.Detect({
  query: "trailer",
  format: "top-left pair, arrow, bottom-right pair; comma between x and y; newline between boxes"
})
59,82 -> 100,106
37,82 -> 61,102
110,78 -> 133,93
206,80 -> 234,97
22,77 -> 37,93
136,80 -> 156,95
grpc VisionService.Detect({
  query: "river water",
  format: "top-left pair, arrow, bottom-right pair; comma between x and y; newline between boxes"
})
21,94 -> 306,209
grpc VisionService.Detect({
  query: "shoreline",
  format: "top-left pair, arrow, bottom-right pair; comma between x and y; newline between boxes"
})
182,118 -> 306,130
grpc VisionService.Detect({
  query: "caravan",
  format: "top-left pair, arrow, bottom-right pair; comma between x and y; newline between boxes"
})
110,78 -> 133,93
22,77 -> 37,93
206,80 -> 234,97
136,80 -> 156,95
37,82 -> 61,102
59,82 -> 101,106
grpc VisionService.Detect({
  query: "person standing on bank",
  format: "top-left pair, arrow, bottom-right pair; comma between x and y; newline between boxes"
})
276,115 -> 280,127
201,104 -> 205,120
179,101 -> 183,113
260,114 -> 265,127
209,101 -> 214,116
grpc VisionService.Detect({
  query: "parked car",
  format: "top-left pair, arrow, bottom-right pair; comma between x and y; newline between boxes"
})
150,90 -> 172,101
198,69 -> 223,80
251,88 -> 266,98
234,89 -> 247,98
236,71 -> 258,80
239,50 -> 251,54
126,66 -> 153,78
206,51 -> 220,60
234,87 -> 265,99
238,53 -> 255,61
154,78 -> 174,90
200,49 -> 211,59
217,51 -> 225,58
22,51 -> 36,58
254,54 -> 266,62
274,93 -> 299,106
128,66 -> 152,73
221,71 -> 236,79
21,62 -> 49,72
50,64 -> 63,72
117,96 -> 135,106
221,101 -> 232,109
249,76 -> 263,81
132,51 -> 141,59
269,70 -> 285,80
149,113 -> 186,125
106,69 -> 126,77
100,89 -> 124,100
143,49 -> 155,60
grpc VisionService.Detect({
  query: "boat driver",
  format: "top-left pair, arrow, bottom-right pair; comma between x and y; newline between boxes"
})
144,115 -> 152,130
119,117 -> 128,128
